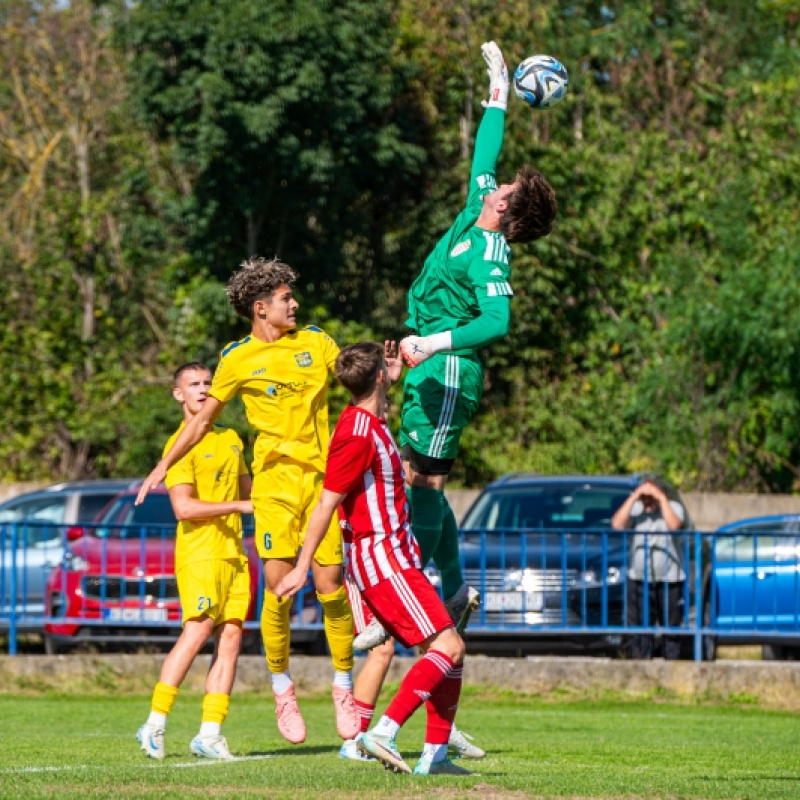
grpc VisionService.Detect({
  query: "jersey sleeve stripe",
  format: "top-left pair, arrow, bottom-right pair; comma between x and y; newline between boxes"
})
486,282 -> 513,297
356,411 -> 370,438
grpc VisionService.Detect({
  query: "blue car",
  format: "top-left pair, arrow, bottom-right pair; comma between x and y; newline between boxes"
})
709,515 -> 800,660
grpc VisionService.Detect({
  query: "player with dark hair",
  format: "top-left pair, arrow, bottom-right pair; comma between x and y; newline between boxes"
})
394,40 -> 557,635
340,580 -> 485,762
137,362 -> 253,760
136,258 -> 358,747
277,341 -> 471,775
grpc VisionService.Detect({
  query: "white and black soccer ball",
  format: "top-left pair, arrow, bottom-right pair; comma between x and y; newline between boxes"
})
513,55 -> 569,110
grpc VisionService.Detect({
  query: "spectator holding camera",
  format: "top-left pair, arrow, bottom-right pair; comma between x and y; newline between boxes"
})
611,479 -> 687,660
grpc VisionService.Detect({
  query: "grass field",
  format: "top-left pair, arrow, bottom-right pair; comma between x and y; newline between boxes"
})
1,687 -> 798,799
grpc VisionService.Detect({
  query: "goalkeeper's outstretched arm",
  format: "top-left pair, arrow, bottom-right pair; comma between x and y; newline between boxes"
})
470,41 -> 508,186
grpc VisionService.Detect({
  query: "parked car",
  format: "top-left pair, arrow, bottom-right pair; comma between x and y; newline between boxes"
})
0,480 -> 139,629
44,484 -> 323,654
707,514 -> 800,661
450,472 -> 693,656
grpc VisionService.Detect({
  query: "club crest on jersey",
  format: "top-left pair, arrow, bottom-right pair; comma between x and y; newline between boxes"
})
294,351 -> 313,368
450,240 -> 472,258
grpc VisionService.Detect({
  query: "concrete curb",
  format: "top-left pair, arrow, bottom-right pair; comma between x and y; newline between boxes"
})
2,655 -> 800,709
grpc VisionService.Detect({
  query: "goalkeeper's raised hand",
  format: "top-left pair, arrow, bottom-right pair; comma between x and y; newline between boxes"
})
481,40 -> 509,111
399,331 -> 452,368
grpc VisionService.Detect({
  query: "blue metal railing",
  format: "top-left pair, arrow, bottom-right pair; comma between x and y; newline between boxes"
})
0,521 -> 322,653
4,523 -> 800,659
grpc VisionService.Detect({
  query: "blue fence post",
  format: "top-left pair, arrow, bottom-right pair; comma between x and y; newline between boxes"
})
9,523 -> 18,656
560,532 -> 568,624
694,530 -> 703,662
601,531 -> 608,628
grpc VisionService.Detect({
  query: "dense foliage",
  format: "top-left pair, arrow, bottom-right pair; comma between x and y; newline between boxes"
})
1,0 -> 800,491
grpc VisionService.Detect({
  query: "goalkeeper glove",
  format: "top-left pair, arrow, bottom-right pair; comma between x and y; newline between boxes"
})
399,332 -> 452,368
481,41 -> 509,111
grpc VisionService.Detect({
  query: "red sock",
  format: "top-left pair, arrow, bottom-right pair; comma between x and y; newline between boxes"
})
425,662 -> 463,744
384,650 -> 454,727
355,699 -> 375,733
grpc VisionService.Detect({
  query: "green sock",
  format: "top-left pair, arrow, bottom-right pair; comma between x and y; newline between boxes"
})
407,485 -> 444,566
433,499 -> 465,600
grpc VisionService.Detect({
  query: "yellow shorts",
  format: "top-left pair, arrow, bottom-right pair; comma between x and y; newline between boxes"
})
177,558 -> 251,625
252,459 -> 343,564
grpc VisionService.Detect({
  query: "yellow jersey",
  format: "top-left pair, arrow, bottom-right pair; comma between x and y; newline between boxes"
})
164,422 -> 248,569
208,326 -> 339,474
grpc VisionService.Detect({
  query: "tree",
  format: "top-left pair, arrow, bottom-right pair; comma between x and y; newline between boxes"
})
121,0 -> 432,318
0,0 -> 184,479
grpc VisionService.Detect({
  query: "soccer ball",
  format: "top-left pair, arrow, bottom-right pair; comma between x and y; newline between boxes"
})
513,55 -> 569,109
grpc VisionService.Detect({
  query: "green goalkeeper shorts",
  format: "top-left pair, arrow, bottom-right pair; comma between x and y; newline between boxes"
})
399,352 -> 483,461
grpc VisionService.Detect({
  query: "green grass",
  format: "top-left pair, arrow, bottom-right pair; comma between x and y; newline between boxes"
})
1,690 -> 798,799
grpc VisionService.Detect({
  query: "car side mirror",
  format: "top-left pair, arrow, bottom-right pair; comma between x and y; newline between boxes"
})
66,526 -> 85,542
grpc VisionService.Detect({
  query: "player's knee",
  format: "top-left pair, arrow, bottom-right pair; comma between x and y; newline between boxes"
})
312,564 -> 344,596
173,617 -> 213,659
450,631 -> 466,664
369,637 -> 396,668
427,626 -> 465,664
215,621 -> 243,656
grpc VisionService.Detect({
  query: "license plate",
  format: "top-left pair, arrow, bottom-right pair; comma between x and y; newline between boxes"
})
103,608 -> 169,623
485,592 -> 544,612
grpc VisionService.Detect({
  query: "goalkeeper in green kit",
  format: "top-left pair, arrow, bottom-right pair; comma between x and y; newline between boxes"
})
354,41 -> 557,654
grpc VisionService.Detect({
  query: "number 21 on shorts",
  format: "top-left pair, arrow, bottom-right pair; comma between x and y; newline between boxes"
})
197,596 -> 212,611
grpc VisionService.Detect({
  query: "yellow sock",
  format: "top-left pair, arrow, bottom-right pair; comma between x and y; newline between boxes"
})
261,590 -> 291,674
151,681 -> 179,716
317,586 -> 353,672
201,693 -> 230,725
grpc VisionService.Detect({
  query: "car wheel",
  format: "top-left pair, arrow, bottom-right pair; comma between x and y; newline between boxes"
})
702,596 -> 716,661
762,644 -> 791,661
44,634 -> 69,656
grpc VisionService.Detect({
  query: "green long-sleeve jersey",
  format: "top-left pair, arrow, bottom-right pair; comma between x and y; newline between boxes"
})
405,107 -> 512,355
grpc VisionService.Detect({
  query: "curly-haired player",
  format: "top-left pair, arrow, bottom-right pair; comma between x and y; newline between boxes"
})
136,257 -> 358,747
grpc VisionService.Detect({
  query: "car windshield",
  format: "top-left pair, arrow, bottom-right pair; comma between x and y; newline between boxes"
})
0,496 -> 67,525
462,484 -> 630,531
92,494 -> 176,538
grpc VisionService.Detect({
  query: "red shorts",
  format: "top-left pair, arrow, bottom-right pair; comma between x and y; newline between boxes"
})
345,576 -> 374,636
361,568 -> 453,648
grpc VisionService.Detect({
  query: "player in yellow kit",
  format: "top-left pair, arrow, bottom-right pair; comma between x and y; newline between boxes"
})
137,362 -> 253,761
136,258 -> 358,746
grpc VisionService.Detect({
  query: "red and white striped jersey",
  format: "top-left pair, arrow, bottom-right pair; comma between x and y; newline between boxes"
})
324,405 -> 421,590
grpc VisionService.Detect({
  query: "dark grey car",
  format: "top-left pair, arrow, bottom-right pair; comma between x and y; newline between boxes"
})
0,480 -> 138,629
446,472 -> 691,656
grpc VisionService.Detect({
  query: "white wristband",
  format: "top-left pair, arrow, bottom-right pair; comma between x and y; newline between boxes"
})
428,331 -> 453,353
